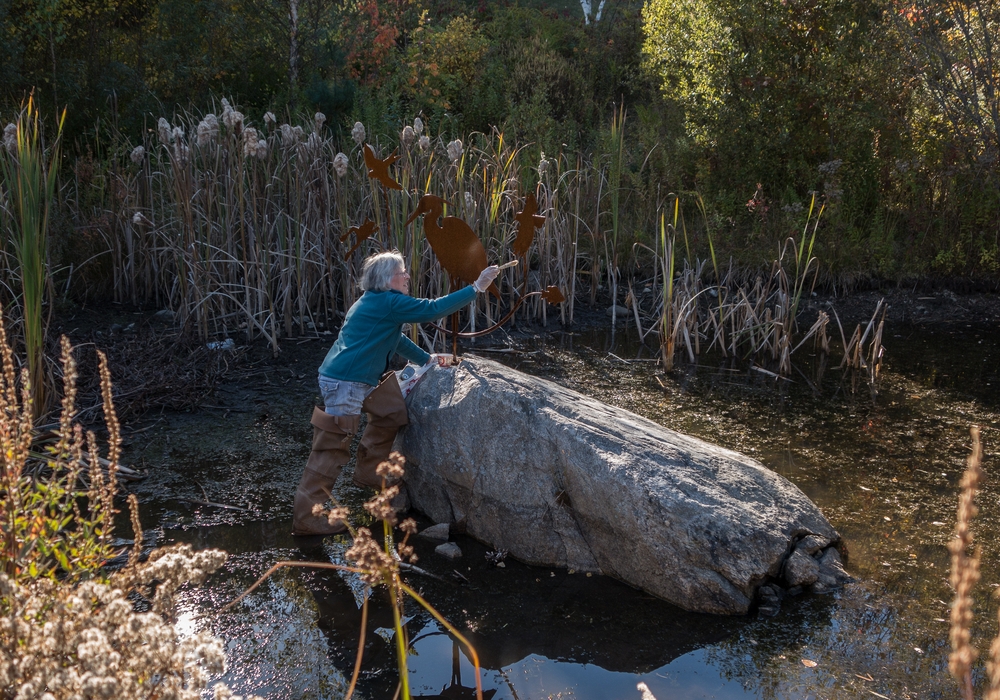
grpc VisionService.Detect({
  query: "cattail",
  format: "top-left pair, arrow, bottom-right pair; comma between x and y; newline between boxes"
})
129,145 -> 145,164
157,118 -> 171,144
447,138 -> 463,163
351,121 -> 366,145
464,191 -> 475,215
196,114 -> 218,147
949,426 -> 984,700
242,127 -> 260,158
637,682 -> 658,700
254,139 -> 268,160
221,100 -> 243,132
333,152 -> 348,177
280,123 -> 294,147
264,111 -> 276,127
538,151 -> 550,176
418,134 -> 430,152
292,125 -> 304,141
401,125 -> 415,148
314,111 -> 326,134
3,123 -> 16,154
413,116 -> 424,135
132,211 -> 144,225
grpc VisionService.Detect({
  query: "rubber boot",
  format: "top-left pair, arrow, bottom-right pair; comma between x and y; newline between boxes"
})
354,372 -> 409,488
292,407 -> 360,536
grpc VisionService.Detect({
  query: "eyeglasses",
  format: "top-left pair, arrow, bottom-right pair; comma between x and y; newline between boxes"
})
393,269 -> 410,278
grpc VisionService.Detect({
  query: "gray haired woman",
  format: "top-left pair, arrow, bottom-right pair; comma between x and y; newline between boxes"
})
293,250 -> 499,536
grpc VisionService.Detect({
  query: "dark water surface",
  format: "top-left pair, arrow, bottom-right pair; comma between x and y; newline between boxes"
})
124,319 -> 1000,700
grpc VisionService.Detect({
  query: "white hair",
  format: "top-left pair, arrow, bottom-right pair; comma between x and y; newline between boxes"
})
359,251 -> 405,292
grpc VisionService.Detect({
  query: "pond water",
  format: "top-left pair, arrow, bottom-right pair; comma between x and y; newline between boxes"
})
124,315 -> 1000,700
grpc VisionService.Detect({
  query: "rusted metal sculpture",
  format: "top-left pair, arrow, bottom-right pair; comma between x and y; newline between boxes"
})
362,144 -> 402,191
404,194 -> 500,299
512,192 -> 545,258
540,286 -> 566,304
340,218 -> 378,259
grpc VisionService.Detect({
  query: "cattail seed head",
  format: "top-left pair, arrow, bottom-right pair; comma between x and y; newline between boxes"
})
280,123 -> 294,147
3,123 -> 16,154
538,151 -> 550,176
333,152 -> 348,177
419,134 -> 430,151
242,127 -> 261,158
157,118 -> 171,144
221,100 -> 243,132
197,114 -> 219,147
351,121 -> 366,145
447,138 -> 463,163
264,111 -> 277,127
464,191 -> 475,214
314,112 -> 326,134
129,145 -> 145,164
401,125 -> 415,148
413,117 -> 424,135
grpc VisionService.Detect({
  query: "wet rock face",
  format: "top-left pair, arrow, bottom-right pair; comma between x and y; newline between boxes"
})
397,356 -> 844,615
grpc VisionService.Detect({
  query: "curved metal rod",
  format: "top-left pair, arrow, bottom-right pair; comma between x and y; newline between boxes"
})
428,262 -> 535,338
427,291 -> 543,338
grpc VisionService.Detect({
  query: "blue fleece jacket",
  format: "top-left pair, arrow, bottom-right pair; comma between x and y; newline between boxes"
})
318,286 -> 477,386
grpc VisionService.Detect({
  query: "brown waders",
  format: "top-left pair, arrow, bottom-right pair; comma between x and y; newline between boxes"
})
291,372 -> 408,536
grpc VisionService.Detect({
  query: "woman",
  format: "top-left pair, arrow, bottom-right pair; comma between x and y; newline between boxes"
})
292,250 -> 500,536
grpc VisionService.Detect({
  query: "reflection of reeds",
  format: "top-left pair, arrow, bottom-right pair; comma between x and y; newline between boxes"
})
222,453 -> 484,700
948,425 -> 983,700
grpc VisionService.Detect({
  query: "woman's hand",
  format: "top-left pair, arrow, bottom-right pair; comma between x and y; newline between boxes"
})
428,353 -> 454,367
473,265 -> 500,292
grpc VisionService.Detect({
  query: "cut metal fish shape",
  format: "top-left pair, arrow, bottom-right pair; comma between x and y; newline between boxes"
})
340,218 -> 378,259
363,143 -> 402,191
404,194 -> 500,299
540,286 -> 565,305
512,192 -> 545,258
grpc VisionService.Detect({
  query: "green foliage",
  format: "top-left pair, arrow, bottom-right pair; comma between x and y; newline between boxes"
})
0,322 -> 119,584
0,98 -> 63,417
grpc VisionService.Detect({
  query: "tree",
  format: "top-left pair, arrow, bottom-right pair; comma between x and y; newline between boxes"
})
901,0 -> 1000,162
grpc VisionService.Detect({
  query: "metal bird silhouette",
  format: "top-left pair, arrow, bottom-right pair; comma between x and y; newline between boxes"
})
512,192 -> 545,258
404,194 -> 500,299
363,143 -> 402,191
541,285 -> 566,305
340,218 -> 378,259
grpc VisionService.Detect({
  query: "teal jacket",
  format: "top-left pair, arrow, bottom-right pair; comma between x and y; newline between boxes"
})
319,286 -> 477,386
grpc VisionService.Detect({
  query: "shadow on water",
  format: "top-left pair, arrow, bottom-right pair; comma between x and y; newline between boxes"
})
124,316 -> 1000,699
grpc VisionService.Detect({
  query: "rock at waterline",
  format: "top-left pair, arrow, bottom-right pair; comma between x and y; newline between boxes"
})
396,356 -> 847,615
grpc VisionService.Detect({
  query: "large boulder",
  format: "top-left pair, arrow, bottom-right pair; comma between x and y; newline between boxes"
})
396,356 -> 843,614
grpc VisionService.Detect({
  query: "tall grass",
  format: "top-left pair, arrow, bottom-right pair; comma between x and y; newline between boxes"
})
0,98 -> 64,417
101,110 -> 595,353
15,101 -> 878,380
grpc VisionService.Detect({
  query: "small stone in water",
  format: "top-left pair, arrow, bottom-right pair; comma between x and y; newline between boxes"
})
435,542 -> 462,560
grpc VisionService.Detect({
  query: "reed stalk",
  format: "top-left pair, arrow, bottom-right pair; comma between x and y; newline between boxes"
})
0,98 -> 64,418
949,426 -> 983,700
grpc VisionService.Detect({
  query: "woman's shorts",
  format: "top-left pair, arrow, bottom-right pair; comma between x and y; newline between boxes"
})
318,375 -> 375,416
